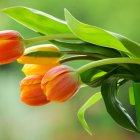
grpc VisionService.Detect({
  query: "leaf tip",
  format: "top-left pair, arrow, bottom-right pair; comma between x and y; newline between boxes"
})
64,8 -> 68,13
1,6 -> 26,13
64,8 -> 71,18
77,109 -> 92,135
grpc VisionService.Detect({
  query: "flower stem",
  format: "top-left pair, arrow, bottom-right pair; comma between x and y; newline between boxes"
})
24,34 -> 77,45
77,57 -> 140,74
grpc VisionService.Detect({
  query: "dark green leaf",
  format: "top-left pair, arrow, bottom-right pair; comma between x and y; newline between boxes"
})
50,40 -> 122,58
80,65 -> 119,87
101,75 -> 138,132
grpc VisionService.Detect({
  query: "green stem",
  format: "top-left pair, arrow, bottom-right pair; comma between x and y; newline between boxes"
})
77,57 -> 140,74
133,82 -> 140,132
24,34 -> 77,45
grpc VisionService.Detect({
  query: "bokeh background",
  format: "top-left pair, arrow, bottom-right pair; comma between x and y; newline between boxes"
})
0,0 -> 140,140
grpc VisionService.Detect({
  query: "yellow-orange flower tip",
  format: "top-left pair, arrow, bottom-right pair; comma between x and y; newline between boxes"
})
17,44 -> 61,65
0,30 -> 24,64
41,65 -> 81,102
22,63 -> 60,76
20,75 -> 50,106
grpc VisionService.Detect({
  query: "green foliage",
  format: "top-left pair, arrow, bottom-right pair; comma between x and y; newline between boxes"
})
109,32 -> 140,58
2,6 -> 71,35
51,40 -> 122,58
77,92 -> 102,135
129,87 -> 135,105
101,75 -> 138,132
64,9 -> 129,54
64,9 -> 140,58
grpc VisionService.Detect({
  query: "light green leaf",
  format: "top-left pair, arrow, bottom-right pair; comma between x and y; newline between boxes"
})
64,9 -> 129,54
110,32 -> 140,58
77,92 -> 102,135
129,87 -> 135,105
2,6 -> 71,35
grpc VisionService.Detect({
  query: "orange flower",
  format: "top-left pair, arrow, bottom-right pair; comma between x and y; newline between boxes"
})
41,65 -> 81,102
0,30 -> 24,64
20,75 -> 49,106
17,44 -> 61,65
22,63 -> 60,76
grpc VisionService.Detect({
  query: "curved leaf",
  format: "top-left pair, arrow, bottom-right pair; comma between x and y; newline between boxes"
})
110,32 -> 140,58
101,75 -> 138,132
2,6 -> 71,35
50,40 -> 122,58
78,92 -> 102,135
64,9 -> 130,54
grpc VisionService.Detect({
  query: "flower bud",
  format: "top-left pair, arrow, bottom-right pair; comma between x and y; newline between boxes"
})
20,75 -> 49,106
17,44 -> 61,65
0,30 -> 24,64
41,65 -> 81,102
22,63 -> 60,76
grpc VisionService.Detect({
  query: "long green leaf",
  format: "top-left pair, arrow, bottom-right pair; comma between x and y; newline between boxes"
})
50,40 -> 122,58
110,32 -> 140,58
2,6 -> 71,35
101,75 -> 138,132
64,9 -> 129,54
78,92 -> 102,135
3,7 -> 140,58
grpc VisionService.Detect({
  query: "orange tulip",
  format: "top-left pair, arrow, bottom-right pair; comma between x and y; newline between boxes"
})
41,65 -> 81,102
17,44 -> 61,65
0,30 -> 24,64
20,75 -> 49,106
22,63 -> 60,76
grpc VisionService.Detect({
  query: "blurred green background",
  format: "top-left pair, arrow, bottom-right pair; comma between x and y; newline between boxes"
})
0,0 -> 140,140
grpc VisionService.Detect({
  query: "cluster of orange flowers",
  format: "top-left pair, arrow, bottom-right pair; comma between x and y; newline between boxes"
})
0,30 -> 81,106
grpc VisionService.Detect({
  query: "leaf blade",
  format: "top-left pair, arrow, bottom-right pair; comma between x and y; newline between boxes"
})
101,75 -> 138,132
110,32 -> 140,57
64,9 -> 129,53
77,92 -> 102,135
2,6 -> 71,35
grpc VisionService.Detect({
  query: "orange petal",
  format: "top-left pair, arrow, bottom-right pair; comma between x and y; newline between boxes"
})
22,63 -> 60,76
20,75 -> 49,106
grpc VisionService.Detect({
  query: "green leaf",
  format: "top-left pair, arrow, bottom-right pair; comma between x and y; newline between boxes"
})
3,7 -> 140,58
110,32 -> 140,58
78,92 -> 102,135
50,40 -> 122,58
24,51 -> 63,57
80,65 -> 120,87
80,67 -> 109,87
64,9 -> 130,54
101,75 -> 138,132
2,6 -> 71,35
129,87 -> 135,105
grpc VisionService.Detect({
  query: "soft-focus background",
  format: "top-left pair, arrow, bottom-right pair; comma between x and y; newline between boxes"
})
0,0 -> 140,140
